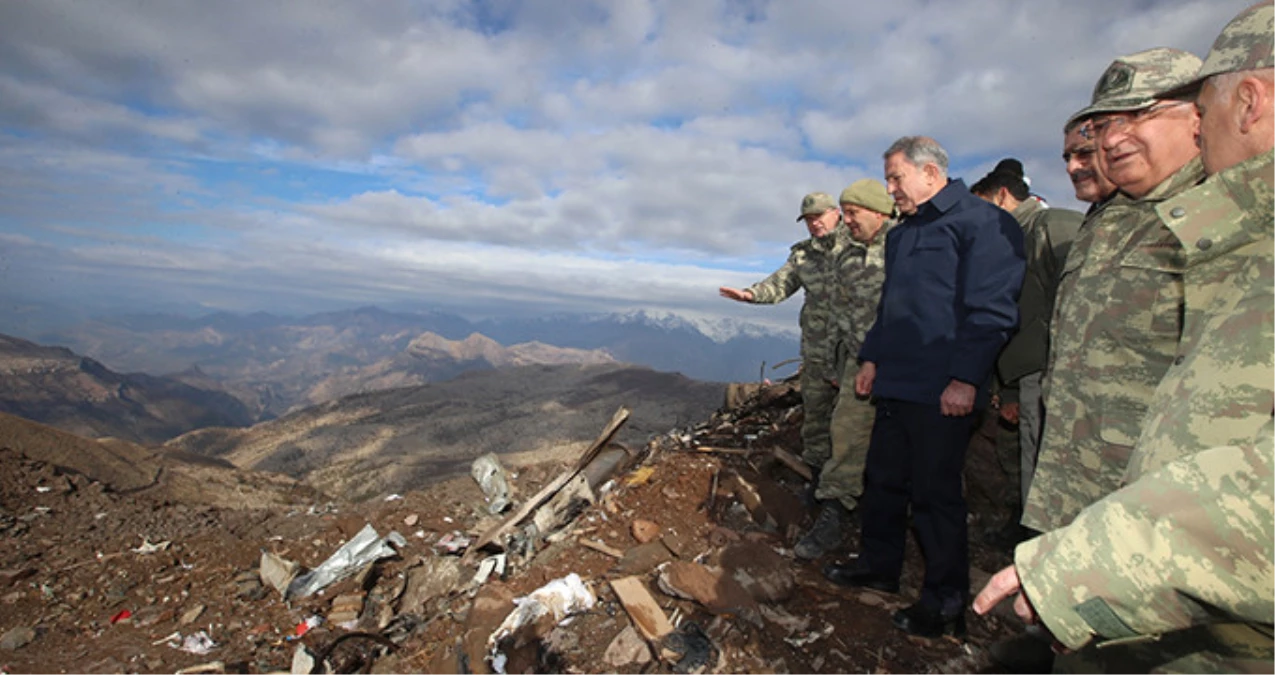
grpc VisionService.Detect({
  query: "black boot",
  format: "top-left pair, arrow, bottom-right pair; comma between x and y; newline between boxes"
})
794,499 -> 847,560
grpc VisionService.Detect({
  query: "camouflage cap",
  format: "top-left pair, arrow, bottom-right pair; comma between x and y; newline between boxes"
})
1157,2 -> 1274,99
796,192 -> 837,221
1066,47 -> 1203,126
838,179 -> 895,215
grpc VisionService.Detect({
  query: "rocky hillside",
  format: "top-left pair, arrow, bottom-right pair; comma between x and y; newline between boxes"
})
0,333 -> 255,445
167,363 -> 723,501
0,380 -> 1024,674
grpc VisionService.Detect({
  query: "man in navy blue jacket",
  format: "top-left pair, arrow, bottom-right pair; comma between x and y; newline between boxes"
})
823,136 -> 1025,638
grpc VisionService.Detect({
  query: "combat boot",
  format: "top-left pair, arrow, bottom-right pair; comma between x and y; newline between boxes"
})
794,499 -> 847,560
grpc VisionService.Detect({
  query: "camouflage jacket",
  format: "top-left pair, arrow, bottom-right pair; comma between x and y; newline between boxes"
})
1025,158 -> 1205,532
832,221 -> 892,368
746,222 -> 857,380
1015,152 -> 1275,671
996,199 -> 1083,387
1017,427 -> 1273,672
1130,149 -> 1274,475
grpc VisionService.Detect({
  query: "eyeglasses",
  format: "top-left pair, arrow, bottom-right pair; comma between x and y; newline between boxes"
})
1090,101 -> 1191,136
1062,146 -> 1097,163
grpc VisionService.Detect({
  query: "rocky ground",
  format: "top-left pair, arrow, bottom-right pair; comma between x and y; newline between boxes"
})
0,382 -> 1027,674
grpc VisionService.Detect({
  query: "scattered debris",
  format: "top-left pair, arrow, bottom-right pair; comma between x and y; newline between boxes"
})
328,592 -> 365,629
0,379 -> 1021,673
656,561 -> 760,625
259,550 -> 301,598
660,621 -> 717,674
287,524 -> 406,599
180,604 -> 206,625
434,531 -> 471,555
467,406 -> 630,562
625,465 -> 656,486
398,557 -> 465,614
604,625 -> 652,667
488,573 -> 596,672
578,538 -> 624,559
770,446 -> 813,481
131,537 -> 171,554
471,553 -> 507,587
631,518 -> 661,543
168,631 -> 218,655
471,453 -> 513,514
783,622 -> 834,648
610,576 -> 674,641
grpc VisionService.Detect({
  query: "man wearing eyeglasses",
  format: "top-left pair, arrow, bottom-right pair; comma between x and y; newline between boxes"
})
1023,47 -> 1205,538
975,4 -> 1274,671
1061,118 -> 1117,208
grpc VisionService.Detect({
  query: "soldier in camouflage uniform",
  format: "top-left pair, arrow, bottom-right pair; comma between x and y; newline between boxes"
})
719,191 -> 854,502
975,5 -> 1274,671
971,161 -> 1083,546
1024,47 -> 1206,534
795,179 -> 895,560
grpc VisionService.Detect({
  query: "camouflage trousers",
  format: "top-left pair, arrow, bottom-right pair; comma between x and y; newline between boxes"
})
799,366 -> 838,470
807,361 -> 875,511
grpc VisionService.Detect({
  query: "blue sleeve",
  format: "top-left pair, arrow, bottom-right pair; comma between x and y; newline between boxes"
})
948,208 -> 1025,385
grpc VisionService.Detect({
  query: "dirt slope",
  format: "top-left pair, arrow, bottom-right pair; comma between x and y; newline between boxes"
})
0,383 -> 1024,674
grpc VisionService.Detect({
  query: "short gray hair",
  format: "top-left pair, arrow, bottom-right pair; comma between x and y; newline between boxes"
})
883,136 -> 949,176
1206,67 -> 1275,97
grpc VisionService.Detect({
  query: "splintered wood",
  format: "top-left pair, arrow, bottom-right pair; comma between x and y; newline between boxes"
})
465,406 -> 630,562
609,576 -> 674,641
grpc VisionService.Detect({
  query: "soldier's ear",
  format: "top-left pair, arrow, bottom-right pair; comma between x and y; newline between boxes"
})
1235,75 -> 1271,135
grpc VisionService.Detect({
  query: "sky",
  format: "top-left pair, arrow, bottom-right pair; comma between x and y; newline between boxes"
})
0,0 -> 1250,334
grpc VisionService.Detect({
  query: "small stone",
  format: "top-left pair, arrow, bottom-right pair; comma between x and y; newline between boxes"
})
604,625 -> 651,667
631,519 -> 661,544
404,514 -> 419,527
181,604 -> 206,625
857,591 -> 886,607
0,626 -> 36,650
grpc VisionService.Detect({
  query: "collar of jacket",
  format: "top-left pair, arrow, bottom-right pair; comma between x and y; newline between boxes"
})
912,178 -> 969,220
861,218 -> 896,250
1111,157 -> 1206,206
1159,148 -> 1274,265
805,221 -> 852,252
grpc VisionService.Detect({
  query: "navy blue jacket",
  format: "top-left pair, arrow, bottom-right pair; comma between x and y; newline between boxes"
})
858,179 -> 1025,408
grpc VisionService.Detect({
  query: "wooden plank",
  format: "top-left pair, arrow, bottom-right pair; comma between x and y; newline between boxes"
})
465,406 -> 630,562
578,538 -> 625,559
691,446 -> 753,456
771,446 -> 814,481
609,576 -> 674,641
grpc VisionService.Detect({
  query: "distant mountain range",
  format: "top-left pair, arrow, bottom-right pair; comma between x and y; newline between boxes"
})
167,362 -> 724,500
0,333 -> 255,444
34,307 -> 799,418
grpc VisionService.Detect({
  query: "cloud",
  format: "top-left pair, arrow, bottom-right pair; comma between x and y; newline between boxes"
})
0,0 -> 1253,333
